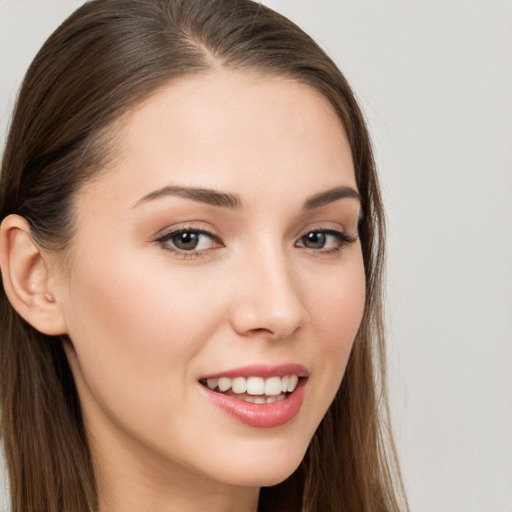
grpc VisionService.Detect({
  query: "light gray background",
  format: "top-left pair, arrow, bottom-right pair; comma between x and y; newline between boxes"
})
1,1 -> 511,511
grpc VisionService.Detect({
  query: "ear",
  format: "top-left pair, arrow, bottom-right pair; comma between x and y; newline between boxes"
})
0,214 -> 68,336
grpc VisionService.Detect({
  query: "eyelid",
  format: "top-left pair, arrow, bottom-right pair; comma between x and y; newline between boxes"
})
156,226 -> 218,240
152,220 -> 220,240
295,228 -> 355,244
295,224 -> 358,253
295,221 -> 348,239
152,221 -> 357,259
154,224 -> 224,258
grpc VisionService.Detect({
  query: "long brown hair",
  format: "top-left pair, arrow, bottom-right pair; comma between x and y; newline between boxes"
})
0,1 -> 407,510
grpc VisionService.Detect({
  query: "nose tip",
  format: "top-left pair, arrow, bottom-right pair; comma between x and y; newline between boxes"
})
230,261 -> 308,341
231,302 -> 304,340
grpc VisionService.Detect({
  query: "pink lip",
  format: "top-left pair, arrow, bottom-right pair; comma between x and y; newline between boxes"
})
198,377 -> 307,428
201,363 -> 309,380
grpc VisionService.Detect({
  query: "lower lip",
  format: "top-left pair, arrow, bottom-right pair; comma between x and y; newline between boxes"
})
199,379 -> 306,428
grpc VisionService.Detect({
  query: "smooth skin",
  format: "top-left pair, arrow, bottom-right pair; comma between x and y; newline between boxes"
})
0,70 -> 365,512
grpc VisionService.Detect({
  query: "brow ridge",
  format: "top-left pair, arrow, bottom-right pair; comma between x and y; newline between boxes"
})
133,185 -> 242,209
303,186 -> 361,210
134,184 -> 360,211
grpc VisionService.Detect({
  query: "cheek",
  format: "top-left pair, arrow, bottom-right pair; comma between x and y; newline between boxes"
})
302,252 -> 366,408
66,244 -> 223,342
309,256 -> 366,356
60,249 -> 226,424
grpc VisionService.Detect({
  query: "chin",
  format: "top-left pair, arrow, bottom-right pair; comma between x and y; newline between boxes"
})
219,465 -> 301,489
205,440 -> 308,488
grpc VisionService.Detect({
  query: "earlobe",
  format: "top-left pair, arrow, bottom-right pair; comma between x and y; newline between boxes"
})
0,214 -> 68,336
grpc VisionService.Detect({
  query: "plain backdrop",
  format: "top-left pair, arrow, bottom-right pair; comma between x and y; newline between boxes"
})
0,1 -> 511,511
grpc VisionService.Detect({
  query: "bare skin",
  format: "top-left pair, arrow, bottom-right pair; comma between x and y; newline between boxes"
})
0,70 -> 365,512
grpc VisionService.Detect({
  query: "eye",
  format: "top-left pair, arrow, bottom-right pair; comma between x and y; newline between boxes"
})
156,228 -> 221,254
296,229 -> 356,252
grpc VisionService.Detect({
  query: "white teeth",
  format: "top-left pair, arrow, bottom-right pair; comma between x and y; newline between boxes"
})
265,376 -> 282,396
218,377 -> 231,392
287,375 -> 299,392
204,375 -> 300,396
246,376 -> 265,395
231,377 -> 247,394
243,393 -> 287,404
206,378 -> 218,390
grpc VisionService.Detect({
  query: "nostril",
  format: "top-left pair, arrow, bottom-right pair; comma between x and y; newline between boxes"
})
230,300 -> 306,340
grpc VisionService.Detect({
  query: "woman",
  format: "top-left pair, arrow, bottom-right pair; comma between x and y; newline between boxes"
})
0,0 -> 407,511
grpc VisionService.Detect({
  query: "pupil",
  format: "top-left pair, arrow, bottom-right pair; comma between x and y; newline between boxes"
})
174,232 -> 199,250
305,232 -> 326,249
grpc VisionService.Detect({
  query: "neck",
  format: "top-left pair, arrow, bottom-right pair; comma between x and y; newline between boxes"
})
98,478 -> 259,512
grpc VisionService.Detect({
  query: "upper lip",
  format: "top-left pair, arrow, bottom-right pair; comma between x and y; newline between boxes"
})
200,363 -> 309,380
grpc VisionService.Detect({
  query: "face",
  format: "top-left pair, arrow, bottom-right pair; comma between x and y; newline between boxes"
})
55,70 -> 365,497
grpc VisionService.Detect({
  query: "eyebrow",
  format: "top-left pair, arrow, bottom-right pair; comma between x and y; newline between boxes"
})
133,185 -> 242,209
133,184 -> 361,210
302,186 -> 361,210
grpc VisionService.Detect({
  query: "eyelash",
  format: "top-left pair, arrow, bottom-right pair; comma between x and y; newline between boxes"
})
155,226 -> 357,259
296,229 -> 357,255
155,227 -> 221,259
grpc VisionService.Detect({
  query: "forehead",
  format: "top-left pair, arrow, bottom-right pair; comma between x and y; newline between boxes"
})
80,69 -> 356,210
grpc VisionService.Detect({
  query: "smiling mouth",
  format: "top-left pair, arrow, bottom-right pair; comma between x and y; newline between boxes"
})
199,375 -> 302,404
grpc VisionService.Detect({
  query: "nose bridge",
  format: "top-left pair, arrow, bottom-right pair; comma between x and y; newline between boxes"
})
230,242 -> 307,339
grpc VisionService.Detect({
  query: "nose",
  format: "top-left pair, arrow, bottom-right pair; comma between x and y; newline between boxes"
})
229,249 -> 308,341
